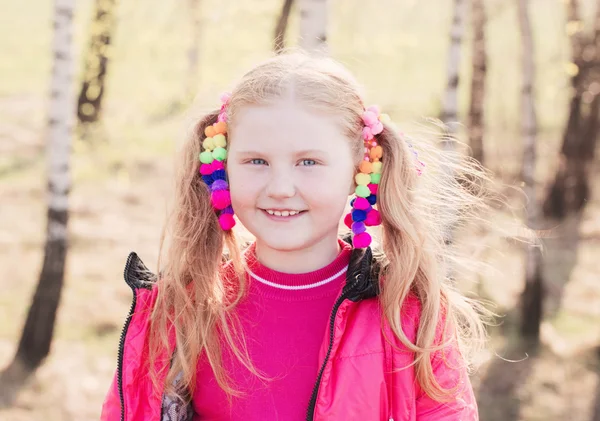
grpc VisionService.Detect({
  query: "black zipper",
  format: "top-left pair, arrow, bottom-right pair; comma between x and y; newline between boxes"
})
117,253 -> 138,421
305,275 -> 362,421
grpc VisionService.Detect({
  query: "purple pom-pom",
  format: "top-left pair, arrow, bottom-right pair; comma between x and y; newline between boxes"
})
351,221 -> 366,234
211,179 -> 228,191
221,205 -> 234,215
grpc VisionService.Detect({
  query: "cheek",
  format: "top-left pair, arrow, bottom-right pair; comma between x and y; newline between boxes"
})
227,166 -> 259,206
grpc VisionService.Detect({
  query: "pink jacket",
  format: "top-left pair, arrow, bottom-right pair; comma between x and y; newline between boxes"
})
101,245 -> 478,421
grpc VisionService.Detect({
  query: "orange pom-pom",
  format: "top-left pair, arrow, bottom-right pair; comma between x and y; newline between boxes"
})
214,121 -> 227,134
359,160 -> 372,174
205,125 -> 216,138
369,145 -> 383,160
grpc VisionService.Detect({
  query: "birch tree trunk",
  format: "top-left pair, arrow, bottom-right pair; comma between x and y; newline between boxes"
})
299,0 -> 327,55
440,0 -> 466,249
468,0 -> 487,165
440,0 -> 466,137
274,0 -> 294,54
543,0 -> 600,218
517,0 -> 544,341
0,0 -> 75,401
77,0 -> 117,125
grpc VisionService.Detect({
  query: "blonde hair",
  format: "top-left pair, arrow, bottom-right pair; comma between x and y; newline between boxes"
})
148,51 -> 496,406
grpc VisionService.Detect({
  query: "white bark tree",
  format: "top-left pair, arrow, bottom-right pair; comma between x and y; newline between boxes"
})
440,0 -> 467,137
0,0 -> 75,401
299,0 -> 328,55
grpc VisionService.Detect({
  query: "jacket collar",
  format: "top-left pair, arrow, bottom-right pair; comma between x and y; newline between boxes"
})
124,234 -> 382,302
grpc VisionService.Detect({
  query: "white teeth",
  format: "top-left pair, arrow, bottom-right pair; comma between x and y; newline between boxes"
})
265,209 -> 300,217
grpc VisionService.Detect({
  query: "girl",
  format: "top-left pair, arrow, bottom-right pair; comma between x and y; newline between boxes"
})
101,52 -> 490,421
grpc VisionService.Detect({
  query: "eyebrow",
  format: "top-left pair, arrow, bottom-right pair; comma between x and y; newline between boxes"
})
234,149 -> 329,157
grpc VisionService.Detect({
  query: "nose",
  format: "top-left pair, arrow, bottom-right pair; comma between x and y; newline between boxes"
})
265,168 -> 296,199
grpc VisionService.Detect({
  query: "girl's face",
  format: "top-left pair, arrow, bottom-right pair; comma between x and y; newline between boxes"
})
227,100 -> 356,257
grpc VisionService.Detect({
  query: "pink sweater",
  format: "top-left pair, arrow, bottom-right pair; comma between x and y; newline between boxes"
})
192,239 -> 352,420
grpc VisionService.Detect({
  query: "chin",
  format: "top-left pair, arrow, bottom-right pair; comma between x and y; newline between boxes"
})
254,231 -> 313,252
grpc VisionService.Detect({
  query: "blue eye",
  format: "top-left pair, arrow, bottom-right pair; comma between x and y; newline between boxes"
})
299,159 -> 317,166
249,158 -> 267,165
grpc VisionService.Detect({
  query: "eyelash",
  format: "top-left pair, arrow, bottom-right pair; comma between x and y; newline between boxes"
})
247,159 -> 318,166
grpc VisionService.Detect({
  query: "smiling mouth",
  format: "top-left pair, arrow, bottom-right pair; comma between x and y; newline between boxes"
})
261,209 -> 307,218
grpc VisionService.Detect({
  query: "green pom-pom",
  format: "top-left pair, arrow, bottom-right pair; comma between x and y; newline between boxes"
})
355,185 -> 370,198
200,151 -> 214,164
371,173 -> 381,184
372,162 -> 383,174
213,147 -> 227,161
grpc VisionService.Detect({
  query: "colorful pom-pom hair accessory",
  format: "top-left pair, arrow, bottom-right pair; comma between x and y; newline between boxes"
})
198,92 -> 236,231
344,106 -> 425,249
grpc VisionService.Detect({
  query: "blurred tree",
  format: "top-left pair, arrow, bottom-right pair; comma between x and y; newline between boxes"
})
440,0 -> 466,137
468,0 -> 487,165
187,0 -> 202,97
76,0 -> 118,125
517,0 -> 544,342
440,0 -> 466,249
543,0 -> 600,219
299,0 -> 327,55
0,0 -> 75,402
274,0 -> 294,54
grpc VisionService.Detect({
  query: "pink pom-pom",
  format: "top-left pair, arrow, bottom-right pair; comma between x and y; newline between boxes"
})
367,105 -> 380,115
219,213 -> 236,230
371,121 -> 384,135
354,197 -> 370,210
352,232 -> 372,248
343,212 -> 353,229
362,111 -> 378,126
368,183 -> 378,195
362,127 -> 373,140
220,92 -> 231,105
211,160 -> 225,171
211,190 -> 231,210
200,164 -> 213,175
364,209 -> 381,226
217,112 -> 228,123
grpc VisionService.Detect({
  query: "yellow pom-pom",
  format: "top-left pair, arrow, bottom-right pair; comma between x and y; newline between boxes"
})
355,173 -> 371,186
379,113 -> 391,124
372,162 -> 383,174
213,133 -> 227,148
202,137 -> 215,151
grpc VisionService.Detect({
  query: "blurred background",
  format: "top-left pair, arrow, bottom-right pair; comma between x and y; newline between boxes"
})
0,0 -> 599,420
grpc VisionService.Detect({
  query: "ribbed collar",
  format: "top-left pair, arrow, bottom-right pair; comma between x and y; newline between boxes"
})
243,239 -> 352,300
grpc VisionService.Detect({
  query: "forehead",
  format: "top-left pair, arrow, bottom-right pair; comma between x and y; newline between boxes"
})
229,101 -> 349,153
